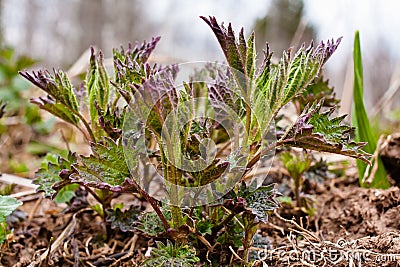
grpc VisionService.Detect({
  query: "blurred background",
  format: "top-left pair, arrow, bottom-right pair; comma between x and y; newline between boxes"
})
1,0 -> 400,117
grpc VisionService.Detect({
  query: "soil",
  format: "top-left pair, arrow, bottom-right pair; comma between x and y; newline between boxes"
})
1,171 -> 399,267
1,129 -> 400,266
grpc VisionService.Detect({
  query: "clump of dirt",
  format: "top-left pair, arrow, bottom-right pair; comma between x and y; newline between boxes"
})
258,179 -> 400,266
316,183 -> 400,240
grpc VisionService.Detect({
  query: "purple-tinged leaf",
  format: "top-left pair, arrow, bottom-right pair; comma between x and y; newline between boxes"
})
239,183 -> 280,223
201,16 -> 256,92
20,69 -> 79,113
30,96 -> 80,125
71,138 -> 131,188
106,207 -> 140,232
33,152 -> 77,198
282,100 -> 370,163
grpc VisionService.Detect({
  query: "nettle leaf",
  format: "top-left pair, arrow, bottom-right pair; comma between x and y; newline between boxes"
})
253,39 -> 342,137
31,96 -> 80,125
106,207 -> 140,232
86,48 -> 110,135
97,103 -> 124,140
129,66 -> 180,137
143,240 -> 199,267
208,68 -> 246,117
20,70 -> 80,123
113,37 -> 160,90
0,196 -> 22,223
137,211 -> 171,237
195,219 -> 213,235
71,138 -> 130,189
294,76 -> 339,113
189,160 -> 229,187
239,183 -> 280,223
282,100 -> 370,163
33,152 -> 76,198
201,16 -> 255,84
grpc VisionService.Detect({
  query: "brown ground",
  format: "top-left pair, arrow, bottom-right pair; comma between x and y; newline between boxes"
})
1,174 -> 399,267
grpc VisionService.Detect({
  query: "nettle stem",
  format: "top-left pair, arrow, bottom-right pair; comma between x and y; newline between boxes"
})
294,175 -> 303,208
160,145 -> 184,230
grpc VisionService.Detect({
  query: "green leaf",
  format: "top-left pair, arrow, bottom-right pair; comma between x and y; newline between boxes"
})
253,39 -> 342,138
280,151 -> 312,181
33,152 -> 76,198
20,69 -> 79,113
294,76 -> 339,113
0,196 -> 22,223
54,184 -> 79,204
91,204 -> 104,217
113,37 -> 160,90
239,183 -> 280,223
137,210 -> 171,237
97,104 -> 124,140
71,138 -> 130,188
86,48 -> 110,137
30,96 -> 79,125
352,31 -> 390,189
282,100 -> 371,163
0,222 -> 7,244
201,16 -> 255,96
195,219 -> 213,235
143,240 -> 199,267
105,207 -> 140,232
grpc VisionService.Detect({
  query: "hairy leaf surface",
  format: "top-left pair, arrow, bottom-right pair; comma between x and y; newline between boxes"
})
71,138 -> 130,188
20,69 -> 79,114
239,183 -> 280,223
86,48 -> 110,136
33,152 -> 76,198
106,207 -> 140,232
143,240 -> 199,267
282,100 -> 370,163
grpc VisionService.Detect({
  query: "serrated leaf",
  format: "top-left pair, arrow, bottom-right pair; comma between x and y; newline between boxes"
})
143,240 -> 199,267
113,37 -> 160,90
106,207 -> 140,232
71,138 -> 130,188
20,69 -> 79,113
0,196 -> 22,223
86,48 -> 110,136
201,16 -> 255,84
253,39 -> 342,138
207,67 -> 246,117
352,31 -> 390,189
137,210 -> 171,237
33,152 -> 76,197
294,76 -> 339,113
195,219 -> 213,235
282,100 -> 371,163
97,103 -> 124,140
30,96 -> 80,125
128,65 -> 180,137
239,183 -> 280,223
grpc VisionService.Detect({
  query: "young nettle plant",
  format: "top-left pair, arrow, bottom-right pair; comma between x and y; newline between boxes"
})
20,16 -> 370,266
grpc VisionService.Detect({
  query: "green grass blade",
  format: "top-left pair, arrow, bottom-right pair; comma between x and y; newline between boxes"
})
352,31 -> 390,188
